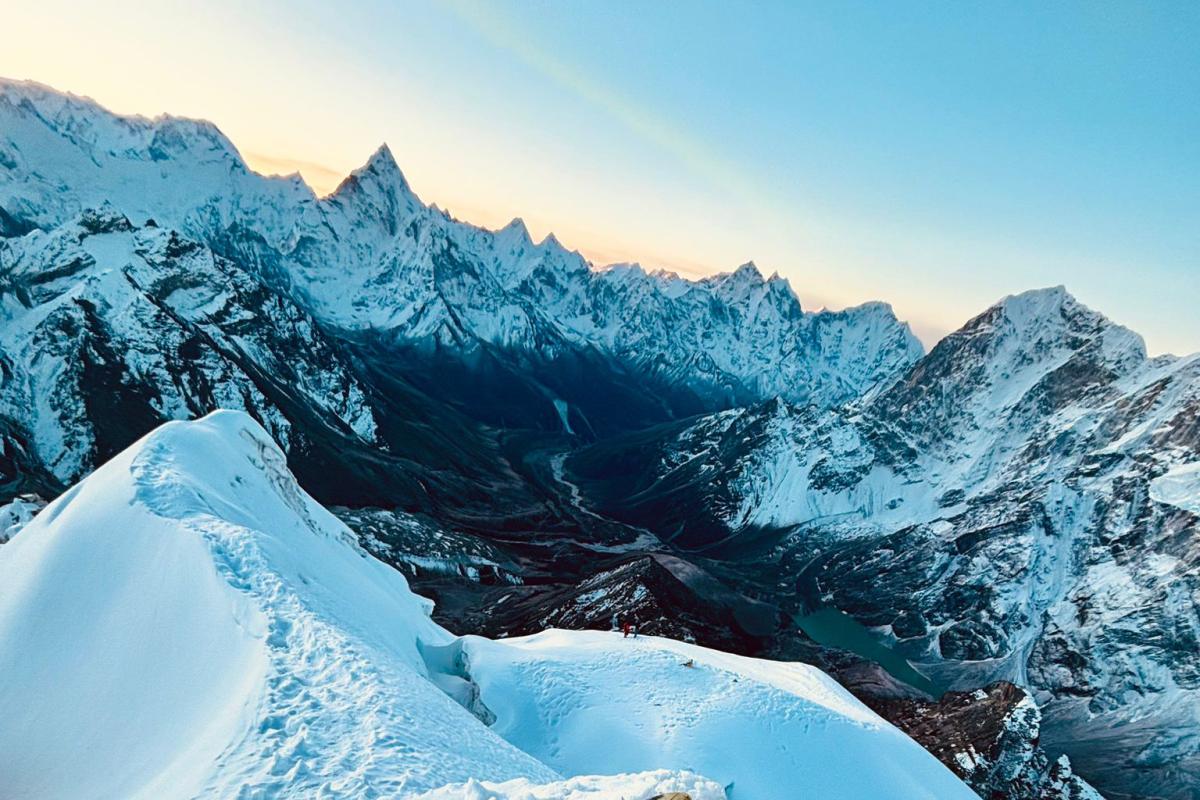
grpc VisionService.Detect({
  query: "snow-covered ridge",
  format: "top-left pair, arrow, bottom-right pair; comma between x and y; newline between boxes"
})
0,411 -> 975,799
0,77 -> 923,409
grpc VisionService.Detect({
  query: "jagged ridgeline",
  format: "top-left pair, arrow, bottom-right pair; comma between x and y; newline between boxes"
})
2,79 -> 1198,800
0,77 -> 921,501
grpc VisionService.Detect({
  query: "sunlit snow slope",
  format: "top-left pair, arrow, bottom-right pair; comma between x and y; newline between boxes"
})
0,411 -> 974,799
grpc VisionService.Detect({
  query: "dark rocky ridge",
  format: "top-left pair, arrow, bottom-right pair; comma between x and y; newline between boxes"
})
863,682 -> 1102,799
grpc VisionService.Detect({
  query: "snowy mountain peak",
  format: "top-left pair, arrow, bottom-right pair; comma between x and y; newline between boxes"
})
839,299 -> 904,322
703,261 -> 782,308
0,78 -> 239,169
328,142 -> 419,222
734,260 -> 763,278
538,230 -> 566,250
987,285 -> 1081,336
716,261 -> 766,286
496,217 -> 532,243
980,285 -> 1148,367
359,143 -> 408,186
873,284 -> 1152,451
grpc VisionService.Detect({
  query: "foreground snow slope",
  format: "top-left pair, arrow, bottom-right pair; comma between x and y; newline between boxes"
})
0,424 -> 267,800
411,771 -> 728,800
465,630 -> 976,799
0,411 -> 973,799
0,411 -> 554,799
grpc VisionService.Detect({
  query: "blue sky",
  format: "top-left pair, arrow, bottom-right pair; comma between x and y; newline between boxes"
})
5,1 -> 1198,352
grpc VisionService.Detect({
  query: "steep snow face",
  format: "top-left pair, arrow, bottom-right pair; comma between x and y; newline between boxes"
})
0,79 -> 922,412
1150,461 -> 1200,515
0,411 -> 975,799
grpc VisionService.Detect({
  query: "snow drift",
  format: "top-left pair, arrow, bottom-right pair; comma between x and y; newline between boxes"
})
0,411 -> 973,799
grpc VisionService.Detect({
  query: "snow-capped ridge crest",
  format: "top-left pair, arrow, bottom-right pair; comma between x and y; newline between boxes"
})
974,285 -> 1148,365
0,77 -> 241,168
330,143 -> 414,201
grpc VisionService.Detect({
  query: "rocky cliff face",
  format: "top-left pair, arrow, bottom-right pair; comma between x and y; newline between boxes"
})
863,682 -> 1103,800
0,207 -> 376,483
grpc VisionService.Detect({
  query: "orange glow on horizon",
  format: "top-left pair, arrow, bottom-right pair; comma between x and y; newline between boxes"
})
243,153 -> 347,197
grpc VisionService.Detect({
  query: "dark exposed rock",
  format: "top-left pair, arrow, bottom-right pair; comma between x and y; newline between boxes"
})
863,682 -> 1103,800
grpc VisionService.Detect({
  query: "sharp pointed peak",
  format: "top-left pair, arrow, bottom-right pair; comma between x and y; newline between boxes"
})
362,143 -> 405,180
734,260 -> 763,278
335,143 -> 407,188
330,142 -> 418,207
492,217 -> 534,254
498,216 -> 531,238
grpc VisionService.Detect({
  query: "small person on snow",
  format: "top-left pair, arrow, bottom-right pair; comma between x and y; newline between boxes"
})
631,623 -> 639,639
622,620 -> 632,638
682,658 -> 695,668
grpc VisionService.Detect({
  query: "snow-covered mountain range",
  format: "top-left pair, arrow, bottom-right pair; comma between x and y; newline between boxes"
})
1,78 -> 1194,799
0,77 -> 920,468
